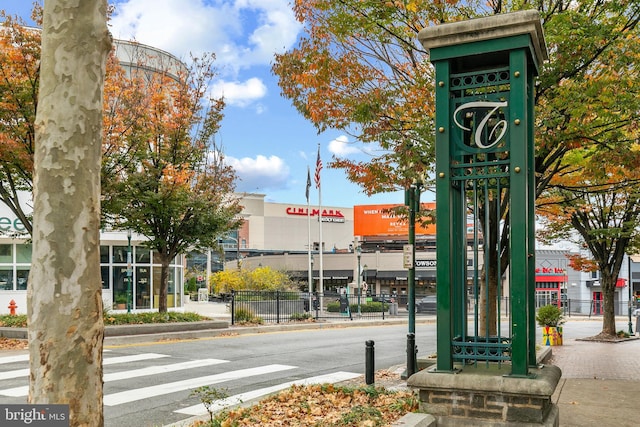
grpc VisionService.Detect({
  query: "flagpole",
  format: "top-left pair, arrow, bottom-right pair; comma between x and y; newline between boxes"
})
315,143 -> 324,311
319,178 -> 324,311
306,166 -> 313,313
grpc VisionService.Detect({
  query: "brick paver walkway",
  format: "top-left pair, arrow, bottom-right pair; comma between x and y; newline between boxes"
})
548,336 -> 640,380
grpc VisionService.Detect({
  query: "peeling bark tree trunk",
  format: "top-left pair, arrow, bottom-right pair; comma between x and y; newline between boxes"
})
28,1 -> 111,426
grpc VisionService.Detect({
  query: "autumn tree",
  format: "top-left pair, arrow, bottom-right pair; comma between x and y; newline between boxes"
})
272,0 -> 640,335
539,151 -> 640,336
211,266 -> 294,294
0,10 -> 40,235
273,0 -> 437,195
536,29 -> 640,335
0,7 -> 148,235
101,53 -> 242,313
28,1 -> 110,426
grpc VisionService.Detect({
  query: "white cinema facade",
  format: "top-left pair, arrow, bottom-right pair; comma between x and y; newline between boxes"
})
0,199 -> 186,315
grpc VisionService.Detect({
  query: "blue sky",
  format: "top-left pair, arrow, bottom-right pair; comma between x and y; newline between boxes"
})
0,0 -> 408,208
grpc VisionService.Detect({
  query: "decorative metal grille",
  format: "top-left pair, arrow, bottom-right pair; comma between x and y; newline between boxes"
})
449,67 -> 513,365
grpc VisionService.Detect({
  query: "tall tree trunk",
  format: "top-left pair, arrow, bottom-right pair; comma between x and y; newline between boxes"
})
600,274 -> 618,336
479,265 -> 499,336
158,253 -> 171,313
478,198 -> 509,336
28,1 -> 111,426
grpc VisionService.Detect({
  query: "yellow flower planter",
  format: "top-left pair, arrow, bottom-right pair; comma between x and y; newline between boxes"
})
542,326 -> 563,346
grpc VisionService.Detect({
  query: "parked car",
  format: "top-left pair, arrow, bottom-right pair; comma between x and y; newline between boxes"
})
372,295 -> 393,303
632,307 -> 640,317
415,295 -> 437,313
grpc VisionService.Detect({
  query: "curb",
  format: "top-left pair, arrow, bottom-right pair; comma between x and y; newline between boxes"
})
0,320 -> 228,340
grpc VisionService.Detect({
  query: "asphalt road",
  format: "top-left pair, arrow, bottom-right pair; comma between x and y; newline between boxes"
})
0,319 -> 610,427
108,323 -> 437,426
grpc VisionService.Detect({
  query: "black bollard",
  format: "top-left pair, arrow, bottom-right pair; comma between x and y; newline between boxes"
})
365,340 -> 375,385
407,333 -> 416,377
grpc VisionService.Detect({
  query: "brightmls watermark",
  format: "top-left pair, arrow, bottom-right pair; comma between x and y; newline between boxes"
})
0,405 -> 68,426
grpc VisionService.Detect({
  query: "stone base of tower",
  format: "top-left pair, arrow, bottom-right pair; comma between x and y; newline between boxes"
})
407,363 -> 561,426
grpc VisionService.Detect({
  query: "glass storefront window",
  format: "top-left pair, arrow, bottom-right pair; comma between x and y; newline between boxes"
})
168,268 -> 175,294
136,246 -> 150,263
0,267 -> 13,290
100,246 -> 110,263
0,244 -> 12,263
152,267 -> 160,308
112,246 -> 128,264
136,266 -> 151,309
16,244 -> 32,263
112,265 -> 130,305
175,268 -> 182,306
101,266 -> 109,289
16,269 -> 29,290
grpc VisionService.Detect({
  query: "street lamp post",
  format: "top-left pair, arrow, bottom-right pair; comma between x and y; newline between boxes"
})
356,245 -> 362,316
127,230 -> 132,314
405,183 -> 420,377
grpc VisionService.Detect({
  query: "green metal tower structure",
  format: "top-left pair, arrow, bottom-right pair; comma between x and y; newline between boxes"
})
419,11 -> 548,377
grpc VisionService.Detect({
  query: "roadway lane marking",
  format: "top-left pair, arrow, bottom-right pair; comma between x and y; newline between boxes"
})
103,353 -> 169,365
103,364 -> 297,406
0,350 -> 113,365
0,368 -> 28,381
175,371 -> 361,416
0,355 -> 29,365
104,359 -> 229,381
0,352 -> 173,396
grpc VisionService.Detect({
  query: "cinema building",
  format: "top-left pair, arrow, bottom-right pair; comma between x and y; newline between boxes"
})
207,194 -> 636,315
1,191 -> 638,315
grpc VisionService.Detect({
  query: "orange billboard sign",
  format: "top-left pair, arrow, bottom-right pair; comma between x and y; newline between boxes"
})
354,203 -> 436,236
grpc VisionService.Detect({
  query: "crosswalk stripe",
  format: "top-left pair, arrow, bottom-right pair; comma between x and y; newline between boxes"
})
0,354 -> 29,365
103,353 -> 169,365
104,359 -> 229,381
0,368 -> 28,381
0,352 -> 173,396
0,350 -> 112,366
103,364 -> 297,406
175,371 -> 361,416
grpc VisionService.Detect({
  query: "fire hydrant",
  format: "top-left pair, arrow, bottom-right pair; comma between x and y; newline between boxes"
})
8,299 -> 17,316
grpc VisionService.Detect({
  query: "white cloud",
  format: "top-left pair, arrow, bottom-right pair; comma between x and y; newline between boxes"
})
109,0 -> 302,70
226,154 -> 290,192
210,78 -> 267,107
328,135 -> 361,157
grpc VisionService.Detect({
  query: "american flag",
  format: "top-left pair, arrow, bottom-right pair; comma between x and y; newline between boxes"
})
314,146 -> 322,188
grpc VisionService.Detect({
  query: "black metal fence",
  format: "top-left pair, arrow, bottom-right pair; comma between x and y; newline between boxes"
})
551,299 -> 639,318
229,291 -> 639,325
230,290 -> 416,324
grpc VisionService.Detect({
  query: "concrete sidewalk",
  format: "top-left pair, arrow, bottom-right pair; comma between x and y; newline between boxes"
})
549,337 -> 640,427
183,300 -> 231,319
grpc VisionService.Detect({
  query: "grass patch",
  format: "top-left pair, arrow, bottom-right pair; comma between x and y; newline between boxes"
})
0,315 -> 27,328
103,311 -> 209,325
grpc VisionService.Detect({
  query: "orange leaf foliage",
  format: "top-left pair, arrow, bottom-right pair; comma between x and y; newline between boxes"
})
212,384 -> 417,426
